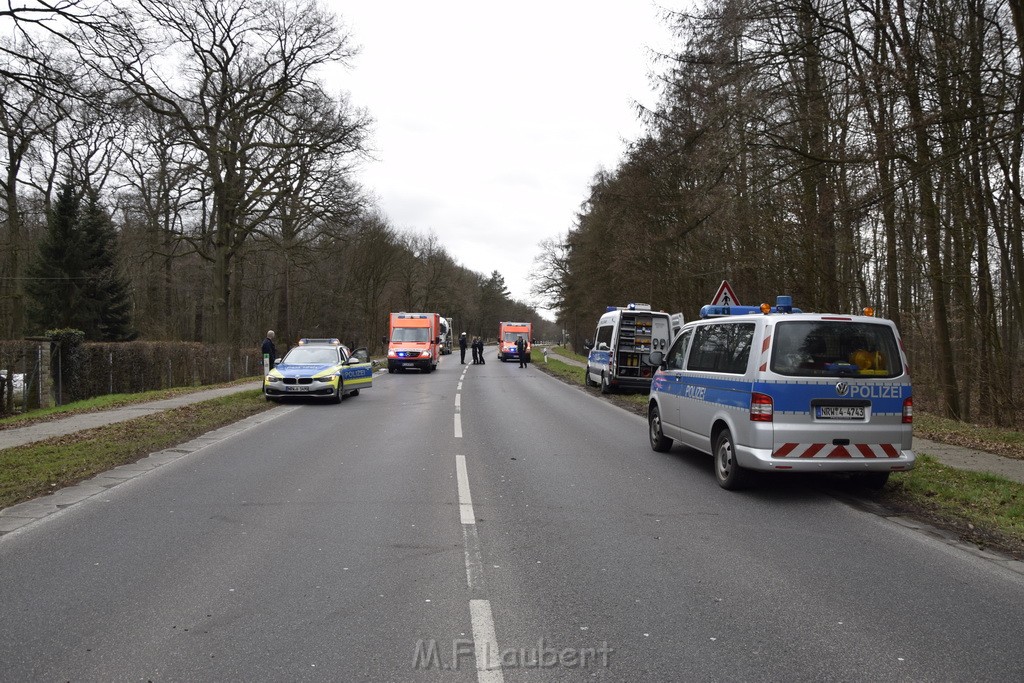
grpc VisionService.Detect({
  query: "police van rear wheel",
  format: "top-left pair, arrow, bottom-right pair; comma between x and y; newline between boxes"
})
584,366 -> 596,387
714,429 -> 750,490
649,405 -> 672,452
857,471 -> 889,489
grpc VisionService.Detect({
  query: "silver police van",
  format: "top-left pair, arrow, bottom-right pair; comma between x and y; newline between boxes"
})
584,304 -> 682,393
647,296 -> 914,490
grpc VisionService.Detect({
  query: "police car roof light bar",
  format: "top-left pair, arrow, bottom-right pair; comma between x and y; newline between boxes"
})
606,303 -> 653,312
699,295 -> 802,319
298,338 -> 341,345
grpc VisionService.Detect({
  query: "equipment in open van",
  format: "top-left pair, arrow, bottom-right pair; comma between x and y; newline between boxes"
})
585,303 -> 680,393
647,296 -> 914,490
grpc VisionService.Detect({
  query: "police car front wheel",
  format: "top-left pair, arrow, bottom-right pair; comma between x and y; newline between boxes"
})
649,405 -> 672,452
714,430 -> 750,490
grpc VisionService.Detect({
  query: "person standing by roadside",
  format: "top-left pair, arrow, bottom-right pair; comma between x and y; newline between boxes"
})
475,336 -> 485,364
262,330 -> 277,372
459,332 -> 468,364
471,336 -> 480,364
516,336 -> 527,368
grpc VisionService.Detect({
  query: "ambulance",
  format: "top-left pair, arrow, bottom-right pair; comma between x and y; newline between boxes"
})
584,304 -> 679,393
386,312 -> 442,373
647,296 -> 914,490
497,321 -> 533,362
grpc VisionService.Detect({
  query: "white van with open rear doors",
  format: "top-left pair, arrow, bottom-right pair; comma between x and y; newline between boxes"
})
584,304 -> 682,394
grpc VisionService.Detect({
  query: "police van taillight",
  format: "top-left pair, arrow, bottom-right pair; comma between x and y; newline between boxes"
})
902,397 -> 913,424
750,393 -> 773,422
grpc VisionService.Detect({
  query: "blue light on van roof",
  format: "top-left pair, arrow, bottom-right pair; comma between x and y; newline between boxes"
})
699,297 -> 802,318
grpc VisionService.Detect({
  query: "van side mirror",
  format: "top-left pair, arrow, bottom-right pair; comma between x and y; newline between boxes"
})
649,351 -> 665,368
584,339 -> 594,352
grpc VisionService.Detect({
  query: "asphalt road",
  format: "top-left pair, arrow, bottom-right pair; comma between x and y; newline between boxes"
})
1,348 -> 1023,681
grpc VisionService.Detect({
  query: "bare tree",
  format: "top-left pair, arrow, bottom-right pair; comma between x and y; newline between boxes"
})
85,0 -> 361,343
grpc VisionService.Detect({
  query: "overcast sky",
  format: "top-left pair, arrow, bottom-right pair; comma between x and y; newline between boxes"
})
329,2 -> 688,318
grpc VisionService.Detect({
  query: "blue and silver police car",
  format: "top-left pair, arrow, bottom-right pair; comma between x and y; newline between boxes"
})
648,297 -> 914,490
263,338 -> 374,403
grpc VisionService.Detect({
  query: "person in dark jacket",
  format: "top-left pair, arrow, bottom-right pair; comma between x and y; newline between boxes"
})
516,336 -> 527,368
459,332 -> 468,364
475,336 -> 485,364
262,330 -> 277,370
471,336 -> 480,364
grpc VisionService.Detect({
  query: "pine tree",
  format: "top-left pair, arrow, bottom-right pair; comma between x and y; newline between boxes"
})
26,184 -> 87,334
79,191 -> 136,341
26,183 -> 136,341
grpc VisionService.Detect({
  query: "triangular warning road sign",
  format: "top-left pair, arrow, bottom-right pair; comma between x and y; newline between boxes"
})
711,280 -> 741,306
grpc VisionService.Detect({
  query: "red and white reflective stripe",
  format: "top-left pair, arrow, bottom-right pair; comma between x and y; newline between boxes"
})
759,327 -> 772,372
772,443 -> 901,459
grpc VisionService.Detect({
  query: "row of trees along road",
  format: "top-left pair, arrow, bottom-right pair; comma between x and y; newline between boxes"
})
531,0 -> 1024,426
0,1 -> 554,363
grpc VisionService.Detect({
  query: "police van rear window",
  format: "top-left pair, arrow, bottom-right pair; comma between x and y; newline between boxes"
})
770,321 -> 902,378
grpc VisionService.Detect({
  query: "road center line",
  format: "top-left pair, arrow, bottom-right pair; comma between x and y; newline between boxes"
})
455,393 -> 461,409
455,456 -> 504,681
470,599 -> 505,683
456,455 -> 475,524
454,413 -> 462,438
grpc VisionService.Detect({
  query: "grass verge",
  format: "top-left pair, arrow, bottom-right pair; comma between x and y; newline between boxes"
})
881,456 -> 1024,558
535,350 -> 1024,559
0,390 -> 271,510
914,412 -> 1024,461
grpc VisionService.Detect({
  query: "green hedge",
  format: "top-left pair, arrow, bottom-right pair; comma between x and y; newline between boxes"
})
69,341 -> 263,401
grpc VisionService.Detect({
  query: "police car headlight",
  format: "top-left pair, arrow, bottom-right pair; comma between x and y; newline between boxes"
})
265,375 -> 281,383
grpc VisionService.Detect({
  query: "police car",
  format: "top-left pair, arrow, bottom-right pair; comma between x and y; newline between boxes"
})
647,297 -> 914,490
263,338 -> 373,403
584,304 -> 682,393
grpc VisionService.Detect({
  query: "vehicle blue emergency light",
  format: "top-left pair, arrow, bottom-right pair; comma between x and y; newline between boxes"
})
699,295 -> 801,319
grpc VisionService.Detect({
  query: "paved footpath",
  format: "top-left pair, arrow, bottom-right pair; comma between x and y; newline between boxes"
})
0,382 -> 262,451
540,349 -> 1024,485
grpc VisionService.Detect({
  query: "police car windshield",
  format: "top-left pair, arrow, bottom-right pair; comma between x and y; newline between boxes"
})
283,347 -> 338,365
770,321 -> 902,378
392,327 -> 430,342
